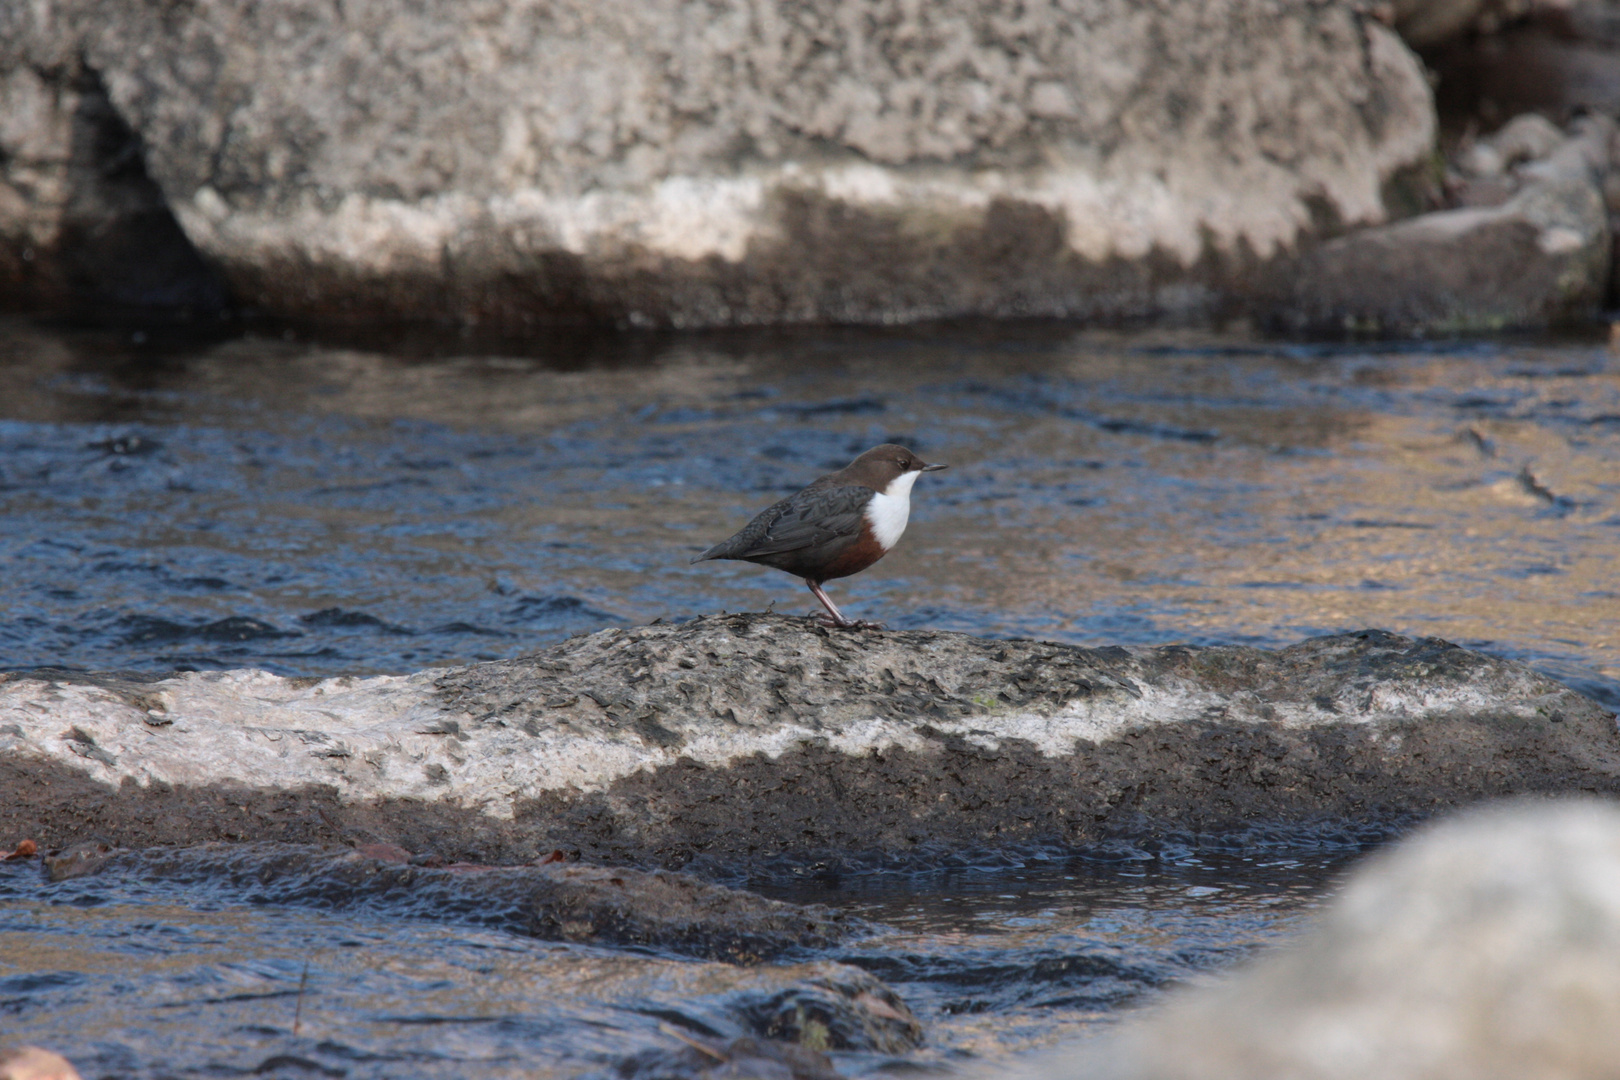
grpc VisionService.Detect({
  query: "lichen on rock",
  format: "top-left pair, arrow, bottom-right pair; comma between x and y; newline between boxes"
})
3,617 -> 1616,865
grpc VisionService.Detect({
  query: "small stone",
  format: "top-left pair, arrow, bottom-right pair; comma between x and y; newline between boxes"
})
43,841 -> 117,882
0,1048 -> 81,1080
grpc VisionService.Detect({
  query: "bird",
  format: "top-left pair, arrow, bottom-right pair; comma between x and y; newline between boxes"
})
691,444 -> 948,629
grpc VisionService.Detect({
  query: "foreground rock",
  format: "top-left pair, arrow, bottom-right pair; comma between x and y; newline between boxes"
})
1029,798 -> 1620,1080
1,0 -> 1433,327
0,1048 -> 81,1080
39,841 -> 859,962
3,617 -> 1615,864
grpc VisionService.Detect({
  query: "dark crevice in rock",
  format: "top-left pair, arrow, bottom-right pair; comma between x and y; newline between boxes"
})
1,62 -> 230,320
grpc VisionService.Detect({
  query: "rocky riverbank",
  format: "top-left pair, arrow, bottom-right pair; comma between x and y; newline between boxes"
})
4,0 -> 1616,334
4,616 -> 1616,866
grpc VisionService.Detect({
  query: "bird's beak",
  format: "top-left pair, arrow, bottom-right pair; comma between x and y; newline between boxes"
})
921,462 -> 949,472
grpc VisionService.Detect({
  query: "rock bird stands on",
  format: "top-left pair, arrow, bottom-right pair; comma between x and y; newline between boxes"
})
692,444 -> 947,628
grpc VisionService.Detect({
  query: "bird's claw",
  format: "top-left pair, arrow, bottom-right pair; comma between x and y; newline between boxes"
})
814,614 -> 886,631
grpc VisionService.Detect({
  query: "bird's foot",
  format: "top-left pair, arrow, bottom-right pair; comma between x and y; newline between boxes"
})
814,614 -> 886,631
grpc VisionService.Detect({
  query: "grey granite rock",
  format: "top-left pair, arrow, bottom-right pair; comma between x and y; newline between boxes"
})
1272,115 -> 1615,334
1024,798 -> 1620,1080
2,617 -> 1616,865
1,0 -> 1434,328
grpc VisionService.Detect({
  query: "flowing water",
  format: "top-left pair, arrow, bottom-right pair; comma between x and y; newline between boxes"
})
2,316 -> 1618,1073
0,845 -> 1352,1077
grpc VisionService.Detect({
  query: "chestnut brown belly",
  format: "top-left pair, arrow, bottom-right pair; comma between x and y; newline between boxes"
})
808,527 -> 888,582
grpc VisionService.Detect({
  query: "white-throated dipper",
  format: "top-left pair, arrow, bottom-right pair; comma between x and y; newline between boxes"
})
691,444 -> 948,628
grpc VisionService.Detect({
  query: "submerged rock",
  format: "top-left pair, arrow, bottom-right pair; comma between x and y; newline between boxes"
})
2,617 -> 1615,864
45,841 -> 859,962
1032,798 -> 1620,1080
618,1035 -> 844,1080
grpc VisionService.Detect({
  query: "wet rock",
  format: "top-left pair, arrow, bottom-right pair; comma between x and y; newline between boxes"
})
1272,114 -> 1614,334
41,840 -> 116,881
56,842 -> 860,962
619,1035 -> 844,1080
1032,798 -> 1620,1080
0,1048 -> 81,1080
2,617 -> 1617,865
1,0 -> 1433,329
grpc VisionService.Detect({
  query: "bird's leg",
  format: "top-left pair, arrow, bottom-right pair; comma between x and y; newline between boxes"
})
805,580 -> 884,630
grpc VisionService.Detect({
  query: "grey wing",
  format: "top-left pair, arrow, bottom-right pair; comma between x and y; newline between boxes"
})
693,485 -> 870,562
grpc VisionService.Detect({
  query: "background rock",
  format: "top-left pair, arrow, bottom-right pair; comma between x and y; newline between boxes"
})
1030,798 -> 1620,1080
1429,1 -> 1620,132
1271,114 -> 1613,333
0,0 -> 1434,329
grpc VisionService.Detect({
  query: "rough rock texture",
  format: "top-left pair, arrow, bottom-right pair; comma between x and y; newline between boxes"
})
1270,114 -> 1614,333
0,0 -> 1434,328
1029,798 -> 1620,1080
3,617 -> 1617,866
35,841 -> 861,962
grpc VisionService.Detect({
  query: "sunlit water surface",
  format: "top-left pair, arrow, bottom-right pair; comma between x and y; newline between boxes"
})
2,318 -> 1617,1072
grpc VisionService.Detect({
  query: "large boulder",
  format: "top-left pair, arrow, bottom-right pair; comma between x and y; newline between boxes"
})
1028,798 -> 1620,1080
2,617 -> 1616,865
0,0 -> 1434,328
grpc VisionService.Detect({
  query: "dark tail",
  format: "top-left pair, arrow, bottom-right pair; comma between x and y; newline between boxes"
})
690,543 -> 726,564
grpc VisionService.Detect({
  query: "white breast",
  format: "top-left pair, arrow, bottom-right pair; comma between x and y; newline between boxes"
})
864,469 -> 921,550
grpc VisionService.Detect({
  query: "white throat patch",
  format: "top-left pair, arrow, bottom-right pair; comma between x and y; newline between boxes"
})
864,469 -> 921,550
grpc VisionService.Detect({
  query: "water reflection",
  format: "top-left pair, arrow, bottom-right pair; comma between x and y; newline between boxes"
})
2,318 -> 1613,705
